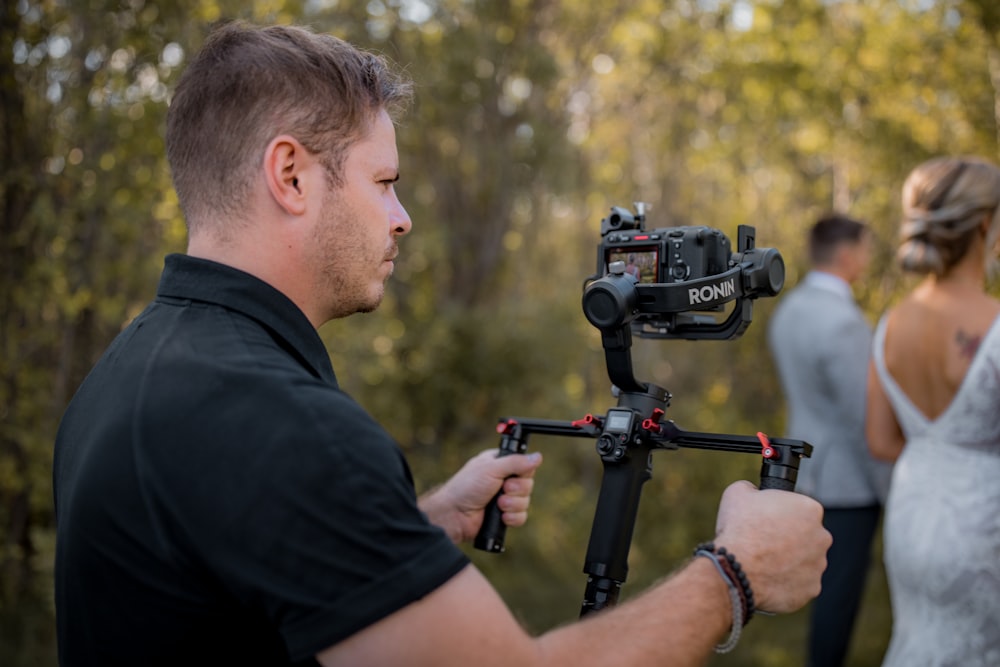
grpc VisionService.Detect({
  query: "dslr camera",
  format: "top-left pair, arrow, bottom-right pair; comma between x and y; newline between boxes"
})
584,202 -> 784,340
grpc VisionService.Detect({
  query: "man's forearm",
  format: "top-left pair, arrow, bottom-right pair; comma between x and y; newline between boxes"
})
420,489 -> 738,662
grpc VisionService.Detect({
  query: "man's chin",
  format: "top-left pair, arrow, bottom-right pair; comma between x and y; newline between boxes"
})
355,288 -> 385,315
326,294 -> 383,321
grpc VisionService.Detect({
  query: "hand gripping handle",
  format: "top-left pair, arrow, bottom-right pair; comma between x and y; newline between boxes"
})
474,427 -> 526,553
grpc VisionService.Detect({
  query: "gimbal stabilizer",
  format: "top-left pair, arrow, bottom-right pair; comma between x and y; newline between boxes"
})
474,213 -> 813,619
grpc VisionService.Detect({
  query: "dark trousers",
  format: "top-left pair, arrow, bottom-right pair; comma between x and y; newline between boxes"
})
807,504 -> 881,667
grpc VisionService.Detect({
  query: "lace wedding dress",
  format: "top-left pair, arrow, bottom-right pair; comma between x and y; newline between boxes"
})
872,315 -> 1000,667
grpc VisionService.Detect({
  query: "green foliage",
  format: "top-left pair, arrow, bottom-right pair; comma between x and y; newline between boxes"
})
4,0 -> 999,664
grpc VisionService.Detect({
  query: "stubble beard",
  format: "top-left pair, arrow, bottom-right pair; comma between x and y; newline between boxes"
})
310,194 -> 389,321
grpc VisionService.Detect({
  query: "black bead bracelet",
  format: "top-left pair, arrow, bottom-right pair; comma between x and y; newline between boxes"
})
694,541 -> 757,653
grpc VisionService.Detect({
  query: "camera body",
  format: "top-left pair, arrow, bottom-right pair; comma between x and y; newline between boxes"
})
602,224 -> 732,286
597,203 -> 732,291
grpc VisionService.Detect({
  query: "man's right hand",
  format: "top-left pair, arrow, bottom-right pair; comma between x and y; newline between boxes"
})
713,480 -> 831,614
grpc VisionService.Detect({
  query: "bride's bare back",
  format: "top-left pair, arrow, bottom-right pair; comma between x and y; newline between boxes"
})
883,283 -> 1000,421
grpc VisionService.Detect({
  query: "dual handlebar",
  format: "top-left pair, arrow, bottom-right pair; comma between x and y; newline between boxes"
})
474,385 -> 812,617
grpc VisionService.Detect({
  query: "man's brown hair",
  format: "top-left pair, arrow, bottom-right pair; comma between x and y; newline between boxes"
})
165,22 -> 412,234
808,213 -> 869,267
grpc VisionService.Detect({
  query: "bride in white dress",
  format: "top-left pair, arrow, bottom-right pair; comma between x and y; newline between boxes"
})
866,156 -> 1000,667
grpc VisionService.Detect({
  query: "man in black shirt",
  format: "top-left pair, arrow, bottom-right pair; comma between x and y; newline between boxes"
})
54,21 -> 831,666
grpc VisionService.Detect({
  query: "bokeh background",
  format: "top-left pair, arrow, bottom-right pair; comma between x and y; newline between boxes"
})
4,0 -> 1000,664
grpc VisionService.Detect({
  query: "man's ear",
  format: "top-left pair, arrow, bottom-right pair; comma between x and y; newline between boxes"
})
263,135 -> 310,216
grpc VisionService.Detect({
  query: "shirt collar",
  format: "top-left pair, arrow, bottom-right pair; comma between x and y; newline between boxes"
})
802,270 -> 853,299
156,253 -> 337,385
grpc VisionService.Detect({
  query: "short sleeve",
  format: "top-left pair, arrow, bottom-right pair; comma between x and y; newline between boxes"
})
137,370 -> 469,661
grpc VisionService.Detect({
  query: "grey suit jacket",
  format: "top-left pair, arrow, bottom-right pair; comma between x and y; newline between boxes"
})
767,273 -> 891,507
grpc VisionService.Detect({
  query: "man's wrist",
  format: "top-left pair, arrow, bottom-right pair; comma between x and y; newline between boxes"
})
685,554 -> 741,649
418,485 -> 464,544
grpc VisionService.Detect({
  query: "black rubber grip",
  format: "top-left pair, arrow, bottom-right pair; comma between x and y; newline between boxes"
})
474,487 -> 508,552
760,474 -> 795,491
473,444 -> 517,552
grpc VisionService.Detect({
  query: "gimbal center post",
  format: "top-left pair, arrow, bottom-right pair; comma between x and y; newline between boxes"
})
579,381 -> 670,617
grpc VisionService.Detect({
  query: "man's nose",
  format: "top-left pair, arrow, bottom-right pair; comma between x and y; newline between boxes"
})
391,193 -> 412,236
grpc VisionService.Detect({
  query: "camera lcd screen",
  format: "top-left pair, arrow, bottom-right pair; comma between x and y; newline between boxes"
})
607,247 -> 658,283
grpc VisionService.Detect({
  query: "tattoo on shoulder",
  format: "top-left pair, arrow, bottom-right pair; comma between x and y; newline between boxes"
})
956,330 -> 982,359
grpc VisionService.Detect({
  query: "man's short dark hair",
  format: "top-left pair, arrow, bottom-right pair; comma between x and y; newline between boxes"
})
808,213 -> 868,266
165,22 -> 413,234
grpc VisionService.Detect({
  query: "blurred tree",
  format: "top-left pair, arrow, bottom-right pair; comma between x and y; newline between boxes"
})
1,1 -> 199,661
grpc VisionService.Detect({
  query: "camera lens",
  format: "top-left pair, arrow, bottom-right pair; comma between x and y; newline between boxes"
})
744,248 -> 784,296
582,274 -> 638,330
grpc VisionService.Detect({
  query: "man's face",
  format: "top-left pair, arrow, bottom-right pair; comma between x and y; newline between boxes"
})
306,109 -> 412,320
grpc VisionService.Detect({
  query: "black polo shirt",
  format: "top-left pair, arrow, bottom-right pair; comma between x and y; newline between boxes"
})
53,254 -> 468,666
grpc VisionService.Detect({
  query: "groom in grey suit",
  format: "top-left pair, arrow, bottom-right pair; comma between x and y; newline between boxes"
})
768,214 -> 891,667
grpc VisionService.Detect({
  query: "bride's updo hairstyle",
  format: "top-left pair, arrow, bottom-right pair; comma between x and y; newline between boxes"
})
897,156 -> 1000,277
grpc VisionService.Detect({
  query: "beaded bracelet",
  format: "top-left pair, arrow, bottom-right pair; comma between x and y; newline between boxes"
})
693,542 -> 757,653
694,548 -> 744,652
